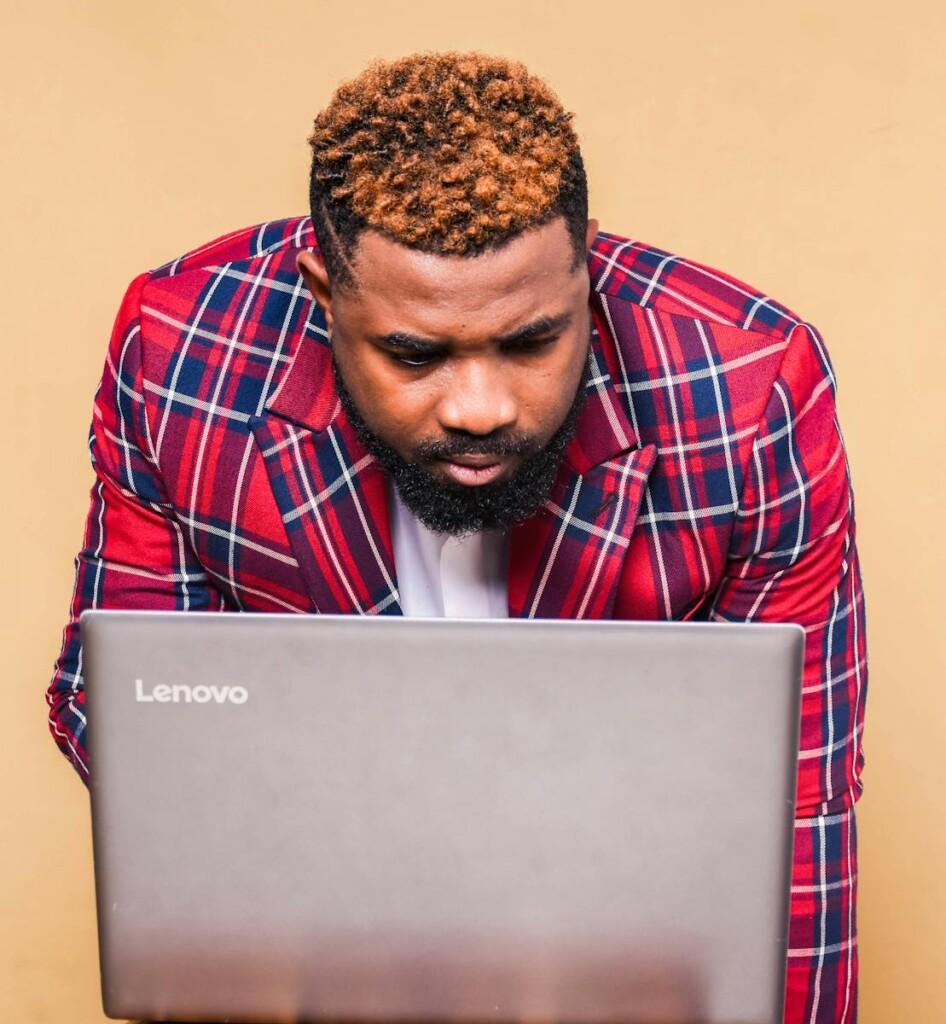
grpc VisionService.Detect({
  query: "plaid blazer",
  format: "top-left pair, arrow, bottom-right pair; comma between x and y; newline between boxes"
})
48,216 -> 867,1023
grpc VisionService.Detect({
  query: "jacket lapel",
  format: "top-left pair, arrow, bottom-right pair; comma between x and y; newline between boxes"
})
249,320 -> 401,615
507,305 -> 658,619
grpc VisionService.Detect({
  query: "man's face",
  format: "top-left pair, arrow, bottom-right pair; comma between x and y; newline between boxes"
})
298,216 -> 598,535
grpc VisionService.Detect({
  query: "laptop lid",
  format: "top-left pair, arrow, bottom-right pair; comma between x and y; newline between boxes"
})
82,611 -> 803,1024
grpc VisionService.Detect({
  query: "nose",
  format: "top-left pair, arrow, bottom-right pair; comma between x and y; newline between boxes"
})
435,358 -> 518,437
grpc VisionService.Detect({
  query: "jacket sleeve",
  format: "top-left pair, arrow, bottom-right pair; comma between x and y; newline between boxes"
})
711,321 -> 867,1024
47,273 -> 226,783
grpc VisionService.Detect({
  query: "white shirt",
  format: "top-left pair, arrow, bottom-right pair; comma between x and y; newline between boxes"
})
387,479 -> 509,618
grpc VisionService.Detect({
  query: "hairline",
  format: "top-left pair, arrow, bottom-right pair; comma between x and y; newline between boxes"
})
322,213 -> 588,296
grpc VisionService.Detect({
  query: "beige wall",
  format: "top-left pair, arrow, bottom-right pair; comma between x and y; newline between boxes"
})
2,1 -> 943,1020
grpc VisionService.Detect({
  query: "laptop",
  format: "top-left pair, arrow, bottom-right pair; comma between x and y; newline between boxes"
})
80,611 -> 804,1024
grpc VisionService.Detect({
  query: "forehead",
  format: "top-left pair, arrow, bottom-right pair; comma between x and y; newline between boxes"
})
336,218 -> 583,339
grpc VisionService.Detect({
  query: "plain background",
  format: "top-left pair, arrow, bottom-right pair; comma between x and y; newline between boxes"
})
2,1 -> 943,1020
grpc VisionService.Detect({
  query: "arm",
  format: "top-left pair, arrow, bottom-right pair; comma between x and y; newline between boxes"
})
710,321 -> 867,1024
47,273 -> 226,783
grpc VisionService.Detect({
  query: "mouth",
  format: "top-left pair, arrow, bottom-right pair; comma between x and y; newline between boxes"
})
436,456 -> 511,487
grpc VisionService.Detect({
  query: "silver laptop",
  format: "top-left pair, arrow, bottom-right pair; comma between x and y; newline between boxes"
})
81,611 -> 803,1024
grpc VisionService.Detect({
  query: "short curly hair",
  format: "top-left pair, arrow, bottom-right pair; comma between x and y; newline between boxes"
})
307,52 -> 588,288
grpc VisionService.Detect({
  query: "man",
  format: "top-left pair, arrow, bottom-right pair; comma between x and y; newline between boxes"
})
48,52 -> 866,1023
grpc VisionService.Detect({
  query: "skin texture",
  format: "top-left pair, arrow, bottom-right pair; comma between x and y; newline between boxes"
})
297,215 -> 599,505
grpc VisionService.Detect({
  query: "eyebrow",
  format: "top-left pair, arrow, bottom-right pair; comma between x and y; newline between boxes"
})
370,313 -> 573,354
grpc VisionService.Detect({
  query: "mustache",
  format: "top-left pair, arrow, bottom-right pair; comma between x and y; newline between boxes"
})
413,434 -> 538,462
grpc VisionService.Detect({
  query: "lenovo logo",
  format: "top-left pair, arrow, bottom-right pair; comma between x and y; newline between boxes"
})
135,678 -> 249,705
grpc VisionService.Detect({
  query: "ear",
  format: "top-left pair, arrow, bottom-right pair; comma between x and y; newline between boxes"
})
296,250 -> 335,330
585,217 -> 600,253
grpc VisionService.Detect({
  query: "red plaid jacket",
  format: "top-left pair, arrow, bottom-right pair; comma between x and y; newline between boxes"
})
49,216 -> 866,1023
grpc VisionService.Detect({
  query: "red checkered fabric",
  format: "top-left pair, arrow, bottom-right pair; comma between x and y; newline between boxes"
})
48,216 -> 866,1022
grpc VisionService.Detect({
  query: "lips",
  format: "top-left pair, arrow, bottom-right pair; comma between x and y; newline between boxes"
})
438,457 -> 509,487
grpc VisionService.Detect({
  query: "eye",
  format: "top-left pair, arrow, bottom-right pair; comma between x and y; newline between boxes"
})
388,350 -> 443,369
505,334 -> 558,356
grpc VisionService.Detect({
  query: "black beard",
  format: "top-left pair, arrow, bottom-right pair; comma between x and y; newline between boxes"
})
332,354 -> 589,536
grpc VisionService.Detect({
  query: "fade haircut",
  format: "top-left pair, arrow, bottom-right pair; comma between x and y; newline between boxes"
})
307,51 -> 589,289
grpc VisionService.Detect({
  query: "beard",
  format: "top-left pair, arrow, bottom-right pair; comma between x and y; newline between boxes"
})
332,353 -> 589,536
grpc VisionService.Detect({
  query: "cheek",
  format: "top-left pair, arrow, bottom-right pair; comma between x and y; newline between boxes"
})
518,340 -> 587,431
340,344 -> 437,438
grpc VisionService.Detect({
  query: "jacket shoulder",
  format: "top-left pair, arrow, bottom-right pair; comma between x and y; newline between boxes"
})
147,215 -> 317,282
588,231 -> 833,465
128,216 -> 324,425
133,214 -> 320,371
590,230 -> 803,338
